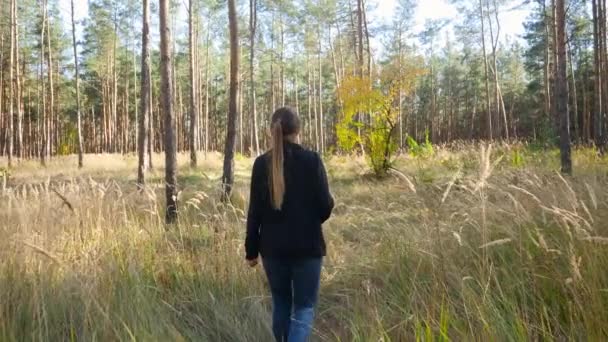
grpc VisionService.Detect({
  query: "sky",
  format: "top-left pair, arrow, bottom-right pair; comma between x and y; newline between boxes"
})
58,0 -> 532,53
371,0 -> 531,46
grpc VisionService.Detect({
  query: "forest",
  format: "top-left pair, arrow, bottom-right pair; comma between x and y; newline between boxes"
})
0,0 -> 606,163
1,0 -> 608,340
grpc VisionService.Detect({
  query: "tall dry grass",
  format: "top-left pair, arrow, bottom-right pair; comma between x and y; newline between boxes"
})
1,146 -> 607,341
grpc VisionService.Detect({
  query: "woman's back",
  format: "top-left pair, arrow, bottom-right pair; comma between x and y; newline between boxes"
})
246,141 -> 334,259
245,107 -> 333,342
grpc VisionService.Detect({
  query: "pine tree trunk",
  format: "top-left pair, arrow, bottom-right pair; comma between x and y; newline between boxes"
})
490,0 -> 508,140
270,12 -> 275,111
138,0 -> 151,187
357,0 -> 364,77
160,0 -> 178,223
189,1 -> 198,167
148,63 -> 154,168
133,43 -> 138,154
47,7 -> 54,159
568,42 -> 579,143
479,0 -> 492,140
39,1 -> 47,165
552,0 -> 559,134
280,16 -> 286,107
0,35 -> 4,157
223,0 -> 239,200
556,0 -> 571,173
318,34 -> 324,154
543,0 -> 551,124
205,28 -> 210,156
15,0 -> 22,160
7,0 -> 15,167
307,53 -> 313,146
250,0 -> 259,156
362,0 -> 372,79
601,0 -> 608,146
71,0 -> 84,168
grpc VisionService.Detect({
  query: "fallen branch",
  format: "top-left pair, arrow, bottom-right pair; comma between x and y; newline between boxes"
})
51,188 -> 75,213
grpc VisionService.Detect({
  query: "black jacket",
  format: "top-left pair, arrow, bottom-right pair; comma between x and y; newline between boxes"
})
245,142 -> 334,259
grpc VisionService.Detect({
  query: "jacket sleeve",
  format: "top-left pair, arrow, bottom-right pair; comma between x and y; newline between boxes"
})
315,153 -> 334,223
245,157 -> 263,260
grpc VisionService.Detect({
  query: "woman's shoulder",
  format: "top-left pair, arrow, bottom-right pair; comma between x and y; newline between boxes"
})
253,153 -> 270,168
289,143 -> 319,159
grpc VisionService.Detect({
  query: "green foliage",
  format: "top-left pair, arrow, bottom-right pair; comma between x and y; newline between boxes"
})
0,167 -> 10,178
336,76 -> 399,177
406,131 -> 435,159
57,124 -> 78,156
510,148 -> 526,168
337,68 -> 423,176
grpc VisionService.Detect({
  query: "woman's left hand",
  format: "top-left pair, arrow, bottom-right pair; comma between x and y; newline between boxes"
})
247,258 -> 259,268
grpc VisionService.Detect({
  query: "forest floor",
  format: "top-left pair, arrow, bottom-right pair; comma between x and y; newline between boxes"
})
1,144 -> 608,341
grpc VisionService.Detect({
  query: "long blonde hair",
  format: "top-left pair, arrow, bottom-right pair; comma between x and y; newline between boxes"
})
269,107 -> 300,210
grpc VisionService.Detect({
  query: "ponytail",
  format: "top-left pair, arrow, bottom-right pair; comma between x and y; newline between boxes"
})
270,120 -> 285,210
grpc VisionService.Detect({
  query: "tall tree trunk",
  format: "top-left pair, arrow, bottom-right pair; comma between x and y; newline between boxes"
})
568,41 -> 579,143
223,0 -> 239,200
112,16 -> 118,153
7,0 -> 15,167
479,0 -> 493,140
71,0 -> 84,168
249,0 -> 259,155
556,0 -> 571,173
552,0 -> 559,134
362,0 -> 372,79
601,0 -> 608,146
14,0 -> 22,160
133,41 -> 138,154
397,26 -> 404,148
490,0 -> 509,140
307,53 -> 313,146
204,27 -> 210,156
543,0 -> 551,124
318,32 -> 324,154
160,0 -> 178,223
39,1 -> 47,165
138,0 -> 151,187
189,0 -> 198,167
270,12 -> 276,111
46,6 -> 54,159
0,35 -> 4,157
593,0 -> 602,143
148,61 -> 154,168
356,0 -> 364,77
280,16 -> 286,106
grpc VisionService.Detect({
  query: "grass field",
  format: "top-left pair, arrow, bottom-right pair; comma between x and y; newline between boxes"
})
1,144 -> 608,341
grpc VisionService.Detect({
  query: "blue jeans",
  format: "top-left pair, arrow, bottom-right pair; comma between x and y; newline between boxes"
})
262,257 -> 323,342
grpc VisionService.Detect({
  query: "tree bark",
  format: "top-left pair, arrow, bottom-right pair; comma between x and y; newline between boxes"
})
160,0 -> 178,223
250,0 -> 259,156
71,0 -> 84,168
357,0 -> 364,77
7,0 -> 15,167
204,27 -> 210,156
39,0 -> 47,165
47,5 -> 54,159
138,0 -> 151,187
601,0 -> 608,146
189,0 -> 198,167
318,32 -> 324,154
479,0 -> 493,140
14,0 -> 22,159
223,0 -> 239,200
556,0 -> 571,174
568,41 -> 579,143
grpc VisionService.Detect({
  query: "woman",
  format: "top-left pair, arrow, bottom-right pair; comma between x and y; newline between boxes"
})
245,107 -> 334,342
